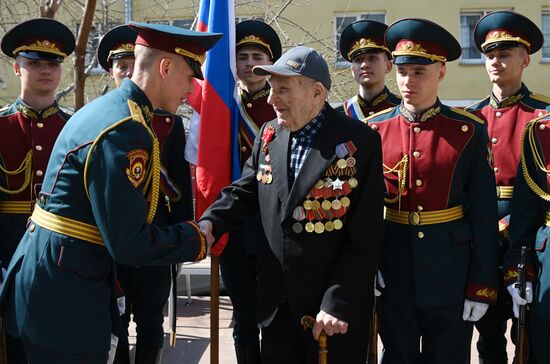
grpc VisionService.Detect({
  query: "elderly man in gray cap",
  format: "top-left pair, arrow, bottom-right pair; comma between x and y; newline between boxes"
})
199,46 -> 384,363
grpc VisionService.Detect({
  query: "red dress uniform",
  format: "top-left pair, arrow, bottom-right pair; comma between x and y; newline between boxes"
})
237,83 -> 276,169
466,84 -> 550,210
0,98 -> 70,267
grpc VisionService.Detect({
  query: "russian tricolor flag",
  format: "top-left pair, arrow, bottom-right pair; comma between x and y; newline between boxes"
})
194,0 -> 240,255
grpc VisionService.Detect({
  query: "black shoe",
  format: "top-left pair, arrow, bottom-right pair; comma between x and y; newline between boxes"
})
235,343 -> 261,364
134,347 -> 163,364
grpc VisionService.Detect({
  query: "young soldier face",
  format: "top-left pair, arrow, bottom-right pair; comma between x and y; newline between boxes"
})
236,45 -> 272,86
158,55 -> 195,113
13,57 -> 62,96
267,75 -> 322,132
396,62 -> 446,110
110,57 -> 135,88
484,46 -> 529,87
350,51 -> 392,88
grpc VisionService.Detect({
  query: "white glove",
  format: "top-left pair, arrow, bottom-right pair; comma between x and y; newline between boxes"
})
507,282 -> 533,318
462,299 -> 489,322
374,270 -> 385,297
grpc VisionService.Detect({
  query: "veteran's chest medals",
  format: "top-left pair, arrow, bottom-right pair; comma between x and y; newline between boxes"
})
292,141 -> 359,234
257,124 -> 276,184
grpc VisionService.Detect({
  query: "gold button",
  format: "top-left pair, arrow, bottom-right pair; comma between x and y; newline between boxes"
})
413,151 -> 421,158
165,117 -> 171,123
29,224 -> 35,232
369,111 -> 374,115
461,125 -> 468,132
417,205 -> 424,211
241,146 -> 247,152
40,196 -> 46,204
246,103 -> 253,108
415,179 -> 423,187
370,124 -> 378,131
495,111 -> 502,118
491,137 -> 498,144
494,167 -> 499,173
37,122 -> 44,128
414,127 -> 421,133
540,124 -> 546,130
35,145 -> 43,151
418,231 -> 425,239
36,170 -> 43,177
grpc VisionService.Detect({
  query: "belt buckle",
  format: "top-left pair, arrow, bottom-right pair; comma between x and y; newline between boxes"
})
409,211 -> 421,225
496,186 -> 501,198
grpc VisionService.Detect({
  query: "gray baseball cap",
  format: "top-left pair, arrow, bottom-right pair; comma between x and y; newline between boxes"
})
253,46 -> 332,90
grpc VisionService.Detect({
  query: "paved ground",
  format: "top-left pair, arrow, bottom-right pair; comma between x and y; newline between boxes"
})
127,295 -> 516,364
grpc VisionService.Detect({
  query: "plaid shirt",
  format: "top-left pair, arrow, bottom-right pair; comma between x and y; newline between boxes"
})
289,108 -> 324,184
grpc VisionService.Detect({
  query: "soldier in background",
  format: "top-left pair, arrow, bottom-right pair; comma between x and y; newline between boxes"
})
465,11 -> 550,364
220,19 -> 281,363
0,17 -> 75,364
337,20 -> 400,120
366,18 -> 499,364
97,25 -> 194,364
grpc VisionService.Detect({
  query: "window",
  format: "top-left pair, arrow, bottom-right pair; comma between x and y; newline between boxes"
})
334,12 -> 386,66
542,9 -> 550,60
460,12 -> 484,62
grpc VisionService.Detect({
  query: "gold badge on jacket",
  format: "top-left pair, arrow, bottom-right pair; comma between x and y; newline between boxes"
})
292,141 -> 358,234
126,149 -> 149,188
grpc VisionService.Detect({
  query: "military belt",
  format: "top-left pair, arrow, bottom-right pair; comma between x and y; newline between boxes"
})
545,211 -> 550,227
0,200 -> 33,214
496,186 -> 514,199
31,205 -> 104,246
384,205 -> 464,226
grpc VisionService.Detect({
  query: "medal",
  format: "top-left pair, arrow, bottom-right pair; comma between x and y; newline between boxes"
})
315,179 -> 324,189
310,200 -> 321,211
303,200 -> 312,210
332,199 -> 342,210
261,174 -> 268,184
321,200 -> 332,211
314,222 -> 325,234
333,219 -> 343,230
341,196 -> 351,208
256,171 -> 263,181
292,222 -> 304,233
305,222 -> 315,233
324,178 -> 333,188
266,174 -> 273,184
346,156 -> 356,167
348,177 -> 358,189
325,221 -> 335,232
337,158 -> 347,169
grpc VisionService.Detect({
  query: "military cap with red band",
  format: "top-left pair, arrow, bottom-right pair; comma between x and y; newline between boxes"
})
128,21 -> 222,80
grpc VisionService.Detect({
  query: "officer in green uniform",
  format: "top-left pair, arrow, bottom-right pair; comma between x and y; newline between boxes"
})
221,19 -> 281,363
504,111 -> 550,363
366,18 -> 499,364
97,25 -> 194,363
0,17 -> 75,364
337,19 -> 400,120
0,22 -> 220,363
465,11 -> 550,364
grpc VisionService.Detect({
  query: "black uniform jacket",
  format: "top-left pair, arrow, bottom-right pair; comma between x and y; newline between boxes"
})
202,104 -> 384,326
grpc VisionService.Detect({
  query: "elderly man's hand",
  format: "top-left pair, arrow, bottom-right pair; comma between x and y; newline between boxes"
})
198,220 -> 215,248
312,310 -> 348,340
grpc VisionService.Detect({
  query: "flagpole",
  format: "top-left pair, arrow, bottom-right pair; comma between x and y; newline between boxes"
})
210,255 -> 220,364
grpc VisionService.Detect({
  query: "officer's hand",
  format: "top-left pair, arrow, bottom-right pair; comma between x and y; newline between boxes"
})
507,282 -> 533,318
462,299 -> 489,322
375,270 -> 385,297
198,220 -> 215,247
312,310 -> 348,340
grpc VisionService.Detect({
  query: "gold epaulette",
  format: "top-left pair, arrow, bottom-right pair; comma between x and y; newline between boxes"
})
529,92 -> 550,105
464,96 -> 489,111
127,99 -> 147,126
362,107 -> 393,124
450,107 -> 485,125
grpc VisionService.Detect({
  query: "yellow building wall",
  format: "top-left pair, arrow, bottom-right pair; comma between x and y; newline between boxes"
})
1,0 -> 550,108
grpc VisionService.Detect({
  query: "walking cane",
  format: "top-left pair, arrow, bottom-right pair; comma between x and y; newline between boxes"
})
210,255 -> 220,364
301,315 -> 328,364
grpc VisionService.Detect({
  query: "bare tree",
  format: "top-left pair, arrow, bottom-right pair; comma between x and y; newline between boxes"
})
73,0 -> 98,110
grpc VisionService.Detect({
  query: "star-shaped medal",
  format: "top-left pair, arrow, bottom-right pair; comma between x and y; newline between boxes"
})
332,177 -> 344,190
